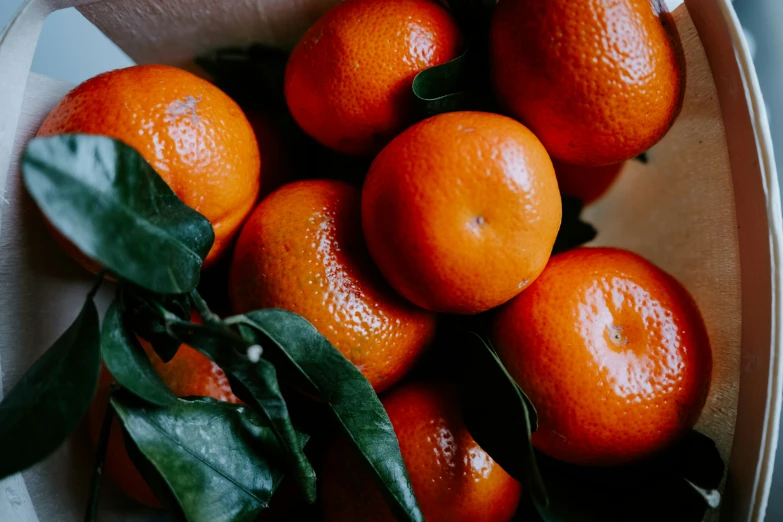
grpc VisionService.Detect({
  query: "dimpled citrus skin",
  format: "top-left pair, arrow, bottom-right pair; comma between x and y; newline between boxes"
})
492,248 -> 712,466
229,180 -> 437,392
321,381 -> 522,522
284,0 -> 462,156
87,322 -> 240,507
490,0 -> 684,166
37,64 -> 261,265
362,111 -> 562,315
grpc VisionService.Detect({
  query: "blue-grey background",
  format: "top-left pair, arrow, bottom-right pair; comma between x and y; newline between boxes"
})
0,0 -> 781,519
0,2 -> 132,83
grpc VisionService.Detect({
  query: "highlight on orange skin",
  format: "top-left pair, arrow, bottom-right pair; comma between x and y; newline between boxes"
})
37,64 -> 261,266
492,247 -> 712,466
284,0 -> 463,156
321,381 -> 522,522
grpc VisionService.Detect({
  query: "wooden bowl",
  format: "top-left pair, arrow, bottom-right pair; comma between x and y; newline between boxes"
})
0,0 -> 779,520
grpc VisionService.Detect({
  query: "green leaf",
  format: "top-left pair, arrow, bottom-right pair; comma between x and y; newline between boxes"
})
635,151 -> 650,164
411,0 -> 496,118
122,427 -> 188,521
531,431 -> 724,522
552,196 -> 597,255
120,283 -> 191,362
22,134 -> 214,294
675,431 -> 724,509
112,392 -> 305,522
167,320 -> 317,504
101,300 -> 176,406
238,309 -> 424,522
412,48 -> 493,118
0,297 -> 101,479
457,332 -> 547,506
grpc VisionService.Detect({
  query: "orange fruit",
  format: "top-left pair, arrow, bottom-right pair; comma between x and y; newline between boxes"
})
37,64 -> 261,266
553,160 -> 624,205
491,247 -> 712,466
321,381 -> 522,522
229,180 -> 437,392
87,319 -> 240,507
284,0 -> 462,156
490,0 -> 684,166
361,111 -> 562,315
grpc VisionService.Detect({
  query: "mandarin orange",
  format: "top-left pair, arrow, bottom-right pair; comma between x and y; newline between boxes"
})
38,64 -> 260,266
284,0 -> 462,156
362,111 -> 561,315
229,180 -> 437,392
321,381 -> 522,522
490,0 -> 684,165
492,247 -> 712,466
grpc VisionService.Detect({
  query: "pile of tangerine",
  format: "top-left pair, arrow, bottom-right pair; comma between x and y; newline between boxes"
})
33,0 -> 711,520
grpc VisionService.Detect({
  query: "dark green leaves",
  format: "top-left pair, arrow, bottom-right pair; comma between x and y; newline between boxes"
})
22,134 -> 214,294
121,284 -> 191,362
0,297 -> 101,479
239,309 -> 424,522
412,0 -> 496,118
553,196 -> 597,255
112,393 -> 303,522
412,49 -> 493,117
457,333 -> 546,506
101,300 -> 176,406
167,320 -> 317,504
531,431 -> 724,522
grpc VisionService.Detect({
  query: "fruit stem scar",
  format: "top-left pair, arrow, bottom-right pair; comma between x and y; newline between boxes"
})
167,94 -> 203,125
470,215 -> 486,230
608,325 -> 628,347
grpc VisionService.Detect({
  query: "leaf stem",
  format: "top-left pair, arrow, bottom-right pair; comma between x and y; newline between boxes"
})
685,479 -> 721,508
190,289 -> 221,325
150,300 -> 179,322
222,315 -> 262,348
223,315 -> 250,327
83,388 -> 117,522
86,270 -> 107,300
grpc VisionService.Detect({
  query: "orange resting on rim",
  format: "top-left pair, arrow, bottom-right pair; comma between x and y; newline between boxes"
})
491,247 -> 712,466
87,315 -> 241,507
321,381 -> 522,522
284,0 -> 463,156
37,64 -> 261,267
229,180 -> 437,392
490,0 -> 684,165
362,111 -> 562,315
